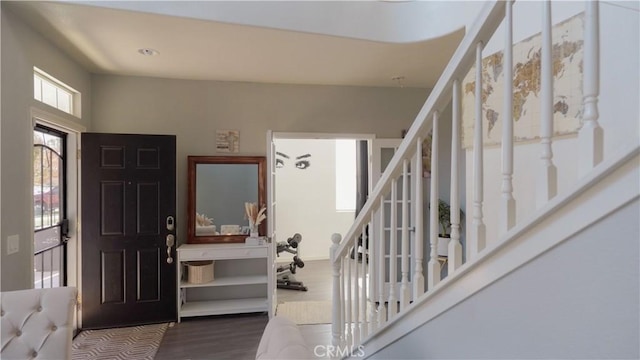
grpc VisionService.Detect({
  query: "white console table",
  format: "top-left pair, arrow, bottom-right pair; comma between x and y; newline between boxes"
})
177,243 -> 273,322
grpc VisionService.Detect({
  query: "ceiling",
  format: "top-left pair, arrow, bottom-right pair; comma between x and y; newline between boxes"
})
6,1 -> 467,88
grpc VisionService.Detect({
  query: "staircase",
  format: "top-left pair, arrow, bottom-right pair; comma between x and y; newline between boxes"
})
330,1 -> 639,358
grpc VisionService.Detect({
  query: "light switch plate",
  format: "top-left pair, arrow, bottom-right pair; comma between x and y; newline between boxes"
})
7,235 -> 19,255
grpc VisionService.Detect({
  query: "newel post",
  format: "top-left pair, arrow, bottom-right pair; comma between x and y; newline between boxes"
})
331,233 -> 343,346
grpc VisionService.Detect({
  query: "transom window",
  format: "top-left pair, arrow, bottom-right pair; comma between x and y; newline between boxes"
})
33,67 -> 80,116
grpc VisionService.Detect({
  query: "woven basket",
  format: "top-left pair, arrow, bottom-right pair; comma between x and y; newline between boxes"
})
185,260 -> 214,284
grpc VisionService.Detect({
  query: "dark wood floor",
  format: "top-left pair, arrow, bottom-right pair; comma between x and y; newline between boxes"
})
155,313 -> 268,360
155,260 -> 332,359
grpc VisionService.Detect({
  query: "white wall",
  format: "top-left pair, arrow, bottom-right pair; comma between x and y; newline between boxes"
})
91,75 -> 428,246
75,1 -> 485,43
371,199 -> 640,359
1,6 -> 92,291
465,1 -> 639,246
274,139 -> 355,262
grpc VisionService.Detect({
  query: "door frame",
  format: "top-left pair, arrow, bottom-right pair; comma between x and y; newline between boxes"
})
31,107 -> 85,329
268,131 -> 377,244
267,131 -> 376,317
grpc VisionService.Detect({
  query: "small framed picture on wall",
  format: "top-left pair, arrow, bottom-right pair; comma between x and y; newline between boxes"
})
216,130 -> 239,153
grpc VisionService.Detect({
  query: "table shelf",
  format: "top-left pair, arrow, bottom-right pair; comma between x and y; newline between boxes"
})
180,298 -> 268,317
180,275 -> 268,288
177,244 -> 272,321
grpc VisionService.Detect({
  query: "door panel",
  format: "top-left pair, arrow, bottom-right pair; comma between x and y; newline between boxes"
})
370,139 -> 415,300
81,133 -> 176,329
101,181 -> 125,235
137,248 -> 160,301
101,250 -> 125,303
138,183 -> 160,234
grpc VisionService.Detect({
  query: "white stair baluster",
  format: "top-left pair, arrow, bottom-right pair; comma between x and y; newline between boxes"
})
340,256 -> 345,346
368,214 -> 377,333
345,250 -> 352,347
413,138 -> 425,299
449,80 -> 463,273
331,234 -> 342,346
501,0 -> 516,234
537,0 -> 558,208
377,197 -> 387,326
353,243 -> 360,344
428,112 -> 441,290
360,224 -> 368,339
400,159 -> 410,310
579,0 -> 604,176
388,179 -> 398,317
471,42 -> 487,258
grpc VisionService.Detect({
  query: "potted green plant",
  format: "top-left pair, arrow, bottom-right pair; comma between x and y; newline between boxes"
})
437,199 -> 464,256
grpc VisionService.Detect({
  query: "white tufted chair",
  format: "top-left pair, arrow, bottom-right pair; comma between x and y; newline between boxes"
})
1,287 -> 77,360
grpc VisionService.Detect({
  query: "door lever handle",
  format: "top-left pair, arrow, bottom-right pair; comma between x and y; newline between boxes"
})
166,234 -> 175,264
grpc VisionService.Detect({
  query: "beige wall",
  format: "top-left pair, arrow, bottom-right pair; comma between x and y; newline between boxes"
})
1,6 -> 92,291
91,75 -> 429,247
1,3 -> 429,290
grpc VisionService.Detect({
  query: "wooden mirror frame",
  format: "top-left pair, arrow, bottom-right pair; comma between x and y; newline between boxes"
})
187,156 -> 266,244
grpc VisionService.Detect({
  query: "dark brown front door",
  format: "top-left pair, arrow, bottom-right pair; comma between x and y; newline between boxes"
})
81,133 -> 176,329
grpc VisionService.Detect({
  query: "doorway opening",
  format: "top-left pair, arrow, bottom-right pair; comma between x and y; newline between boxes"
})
269,132 -> 374,322
32,107 -> 85,331
33,124 -> 68,288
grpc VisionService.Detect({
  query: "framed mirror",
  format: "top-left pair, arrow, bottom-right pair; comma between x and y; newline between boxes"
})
187,156 -> 266,244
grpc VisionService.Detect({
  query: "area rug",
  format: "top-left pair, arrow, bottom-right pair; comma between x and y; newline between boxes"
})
72,323 -> 168,360
276,300 -> 333,325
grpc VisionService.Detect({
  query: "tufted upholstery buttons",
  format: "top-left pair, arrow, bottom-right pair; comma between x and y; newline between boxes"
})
1,287 -> 77,359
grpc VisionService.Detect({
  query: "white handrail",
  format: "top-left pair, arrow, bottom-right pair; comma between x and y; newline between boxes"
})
332,0 -> 505,261
330,0 -> 505,347
331,0 -> 611,351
